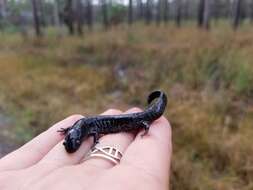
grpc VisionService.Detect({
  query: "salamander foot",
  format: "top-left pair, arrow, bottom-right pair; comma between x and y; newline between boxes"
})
57,127 -> 71,135
140,121 -> 150,137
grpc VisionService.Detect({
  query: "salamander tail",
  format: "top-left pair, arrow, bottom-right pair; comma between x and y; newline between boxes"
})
145,90 -> 167,120
147,90 -> 167,105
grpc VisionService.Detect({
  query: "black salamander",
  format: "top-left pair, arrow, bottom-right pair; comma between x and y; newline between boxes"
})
58,90 -> 167,153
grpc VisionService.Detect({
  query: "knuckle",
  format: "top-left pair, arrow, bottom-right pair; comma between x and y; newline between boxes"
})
128,107 -> 142,112
68,114 -> 84,121
106,108 -> 122,114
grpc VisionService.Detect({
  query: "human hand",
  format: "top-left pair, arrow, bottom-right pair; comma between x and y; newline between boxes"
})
0,108 -> 172,190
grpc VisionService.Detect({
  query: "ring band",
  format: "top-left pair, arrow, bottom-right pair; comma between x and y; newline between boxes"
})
84,145 -> 123,165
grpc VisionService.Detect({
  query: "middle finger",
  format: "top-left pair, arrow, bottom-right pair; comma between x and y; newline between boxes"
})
79,107 -> 142,170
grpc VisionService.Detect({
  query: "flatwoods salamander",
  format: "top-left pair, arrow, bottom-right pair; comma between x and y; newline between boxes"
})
58,90 -> 167,153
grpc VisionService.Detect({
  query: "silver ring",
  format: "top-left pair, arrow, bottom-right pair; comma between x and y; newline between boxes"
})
84,145 -> 123,165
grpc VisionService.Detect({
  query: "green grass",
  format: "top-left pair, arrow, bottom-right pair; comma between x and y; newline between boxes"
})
0,25 -> 253,189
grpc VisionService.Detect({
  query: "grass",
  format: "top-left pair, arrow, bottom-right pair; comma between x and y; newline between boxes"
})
0,24 -> 253,189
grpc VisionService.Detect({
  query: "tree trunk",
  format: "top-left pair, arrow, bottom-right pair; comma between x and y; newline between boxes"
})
128,0 -> 133,25
37,0 -> 46,27
0,0 -> 7,30
31,0 -> 42,37
64,0 -> 74,35
250,1 -> 253,22
212,0 -> 220,23
156,0 -> 162,25
76,0 -> 83,36
175,0 -> 182,27
137,0 -> 144,20
232,0 -> 242,30
225,0 -> 232,18
203,0 -> 210,29
163,0 -> 169,23
53,0 -> 63,36
86,0 -> 93,30
53,0 -> 62,35
0,0 -> 7,19
145,0 -> 152,25
198,0 -> 211,29
101,0 -> 108,29
198,0 -> 204,27
183,0 -> 190,20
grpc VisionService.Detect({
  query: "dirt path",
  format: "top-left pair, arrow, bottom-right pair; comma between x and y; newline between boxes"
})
0,113 -> 17,158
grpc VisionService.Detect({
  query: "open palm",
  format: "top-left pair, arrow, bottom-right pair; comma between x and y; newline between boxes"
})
0,108 -> 172,190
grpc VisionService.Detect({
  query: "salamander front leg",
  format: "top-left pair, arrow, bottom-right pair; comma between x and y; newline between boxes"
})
57,127 -> 72,135
140,121 -> 150,137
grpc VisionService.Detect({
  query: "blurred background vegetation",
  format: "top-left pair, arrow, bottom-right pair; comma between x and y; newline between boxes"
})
0,0 -> 253,189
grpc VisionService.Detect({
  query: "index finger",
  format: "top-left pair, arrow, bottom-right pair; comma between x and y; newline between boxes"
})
0,114 -> 83,171
120,116 -> 172,182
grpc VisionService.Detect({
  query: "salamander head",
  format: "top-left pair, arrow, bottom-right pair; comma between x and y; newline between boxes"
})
63,119 -> 88,153
63,127 -> 82,153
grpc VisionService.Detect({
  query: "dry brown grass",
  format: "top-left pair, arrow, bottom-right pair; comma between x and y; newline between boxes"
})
0,25 -> 253,189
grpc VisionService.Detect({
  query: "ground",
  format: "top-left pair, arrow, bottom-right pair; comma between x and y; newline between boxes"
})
0,24 -> 253,189
0,113 -> 17,157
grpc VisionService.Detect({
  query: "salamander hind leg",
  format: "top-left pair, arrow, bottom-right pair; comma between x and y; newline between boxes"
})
90,131 -> 100,149
140,121 -> 150,137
